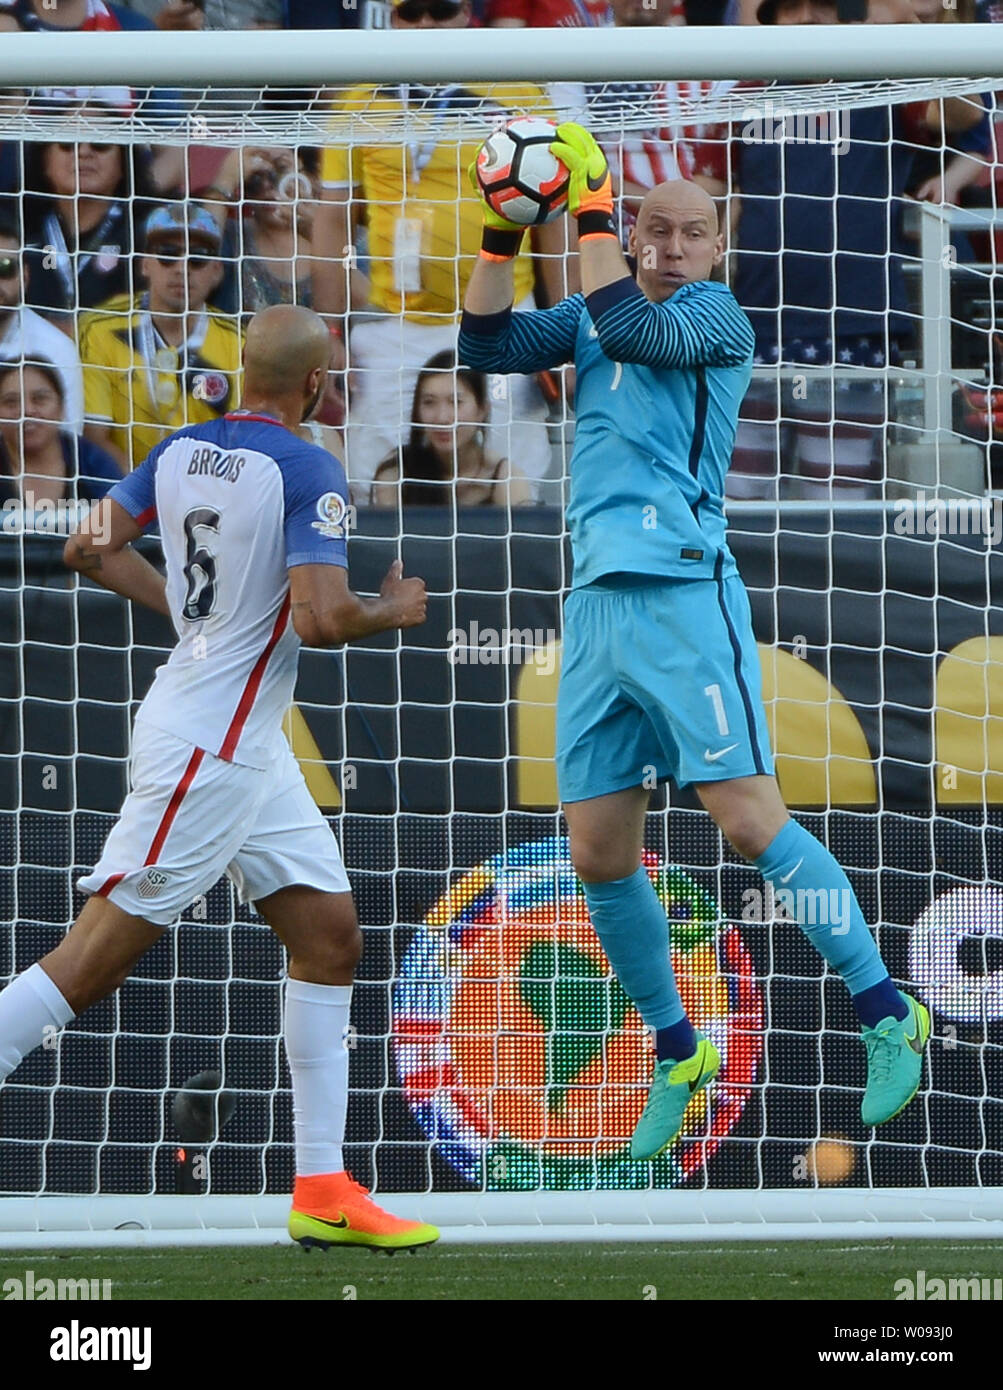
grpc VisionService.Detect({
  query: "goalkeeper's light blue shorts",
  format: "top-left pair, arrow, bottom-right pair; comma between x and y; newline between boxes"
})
556,568 -> 774,804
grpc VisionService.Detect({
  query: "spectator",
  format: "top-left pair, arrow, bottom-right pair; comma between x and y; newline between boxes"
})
201,145 -> 351,433
126,0 -> 205,27
488,0 -> 612,25
80,203 -> 242,470
913,0 -> 973,17
3,11 -> 183,123
123,0 -> 284,26
312,0 -> 570,498
204,146 -> 325,315
0,105 -> 25,199
684,0 -> 732,17
0,212 -> 85,433
21,96 -> 160,329
298,383 -> 345,459
31,86 -> 184,192
551,0 -> 731,241
904,0 -> 990,210
370,351 -> 531,506
718,0 -> 969,499
2,0 -> 155,28
859,0 -> 914,17
0,360 -> 122,513
294,332 -> 347,453
0,71 -> 28,197
283,0 -> 360,23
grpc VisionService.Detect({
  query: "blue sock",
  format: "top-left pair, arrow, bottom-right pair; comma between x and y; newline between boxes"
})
655,1018 -> 698,1063
853,979 -> 909,1027
582,866 -> 690,1039
754,820 -> 902,1026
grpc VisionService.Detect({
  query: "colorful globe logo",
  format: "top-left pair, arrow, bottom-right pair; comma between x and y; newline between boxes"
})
392,837 -> 764,1190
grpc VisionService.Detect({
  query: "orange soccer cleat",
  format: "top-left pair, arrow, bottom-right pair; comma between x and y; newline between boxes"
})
288,1172 -> 439,1253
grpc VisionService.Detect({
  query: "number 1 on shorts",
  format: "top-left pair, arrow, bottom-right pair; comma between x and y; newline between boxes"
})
704,682 -> 730,737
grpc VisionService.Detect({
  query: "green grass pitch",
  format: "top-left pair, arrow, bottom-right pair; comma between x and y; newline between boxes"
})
1,1240 -> 1001,1300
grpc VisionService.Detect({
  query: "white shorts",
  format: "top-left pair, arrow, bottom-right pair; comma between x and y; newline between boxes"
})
77,722 -> 350,927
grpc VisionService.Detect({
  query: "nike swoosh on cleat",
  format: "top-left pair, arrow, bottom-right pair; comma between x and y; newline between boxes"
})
905,1001 -> 927,1054
704,743 -> 739,762
307,1213 -> 350,1230
687,1052 -> 713,1094
779,858 -> 804,884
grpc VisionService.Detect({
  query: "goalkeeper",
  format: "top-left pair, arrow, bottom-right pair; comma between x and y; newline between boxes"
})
459,124 -> 930,1159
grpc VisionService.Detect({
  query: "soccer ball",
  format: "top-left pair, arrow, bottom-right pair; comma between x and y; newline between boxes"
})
475,117 -> 571,227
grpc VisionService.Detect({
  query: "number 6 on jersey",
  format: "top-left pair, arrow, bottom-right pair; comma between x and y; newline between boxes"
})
182,507 -> 221,621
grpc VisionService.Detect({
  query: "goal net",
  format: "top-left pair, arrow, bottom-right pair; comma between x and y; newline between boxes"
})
1,27 -> 1003,1242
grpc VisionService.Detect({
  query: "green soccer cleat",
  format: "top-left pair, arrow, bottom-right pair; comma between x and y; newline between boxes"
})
860,991 -> 931,1127
629,1033 -> 721,1161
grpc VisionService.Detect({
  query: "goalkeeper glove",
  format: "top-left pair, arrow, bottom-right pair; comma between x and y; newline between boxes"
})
549,122 -> 617,240
467,154 -> 526,261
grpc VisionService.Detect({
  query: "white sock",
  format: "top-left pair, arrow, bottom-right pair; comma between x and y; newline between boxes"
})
283,978 -> 352,1177
0,963 -> 75,1082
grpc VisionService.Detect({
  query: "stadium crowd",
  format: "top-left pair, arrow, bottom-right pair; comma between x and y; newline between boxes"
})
0,0 -> 999,513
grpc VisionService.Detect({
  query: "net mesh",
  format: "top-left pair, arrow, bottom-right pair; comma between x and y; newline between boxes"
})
0,75 -> 998,143
1,64 -> 1002,1203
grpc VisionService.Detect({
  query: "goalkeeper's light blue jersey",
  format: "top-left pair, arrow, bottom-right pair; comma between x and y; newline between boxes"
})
458,276 -> 754,588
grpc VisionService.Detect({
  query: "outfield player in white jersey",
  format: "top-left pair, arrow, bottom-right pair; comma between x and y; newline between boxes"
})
0,304 -> 439,1252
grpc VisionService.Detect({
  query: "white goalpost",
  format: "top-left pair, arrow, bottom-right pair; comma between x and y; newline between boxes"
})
2,27 -> 1003,1247
2,23 -> 1003,83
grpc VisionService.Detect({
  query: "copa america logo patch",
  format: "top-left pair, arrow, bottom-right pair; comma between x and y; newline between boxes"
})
136,869 -> 169,900
311,491 -> 346,539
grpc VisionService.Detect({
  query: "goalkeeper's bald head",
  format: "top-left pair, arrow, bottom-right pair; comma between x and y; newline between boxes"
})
243,304 -> 333,422
630,179 -> 725,300
638,179 -> 719,235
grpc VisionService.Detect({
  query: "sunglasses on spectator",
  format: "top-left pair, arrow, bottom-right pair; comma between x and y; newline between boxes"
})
55,142 -> 115,154
0,256 -> 19,280
395,0 -> 464,19
151,251 -> 215,268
